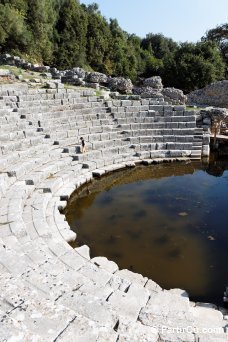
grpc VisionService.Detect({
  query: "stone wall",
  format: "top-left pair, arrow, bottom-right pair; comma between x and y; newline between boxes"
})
187,80 -> 228,108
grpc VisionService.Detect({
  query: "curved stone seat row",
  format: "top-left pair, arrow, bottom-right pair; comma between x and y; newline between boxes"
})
0,83 -> 227,341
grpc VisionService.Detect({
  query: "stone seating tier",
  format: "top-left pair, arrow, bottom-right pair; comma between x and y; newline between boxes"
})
0,84 -> 223,341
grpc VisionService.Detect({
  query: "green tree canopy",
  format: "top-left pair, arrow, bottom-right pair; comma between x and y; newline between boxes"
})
26,0 -> 58,63
84,4 -> 111,72
0,1 -> 226,92
54,0 -> 88,69
141,33 -> 178,59
203,23 -> 228,76
0,2 -> 31,54
163,41 -> 225,92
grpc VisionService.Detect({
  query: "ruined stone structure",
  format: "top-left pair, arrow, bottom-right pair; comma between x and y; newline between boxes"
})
0,54 -> 186,101
133,76 -> 187,105
0,82 -> 227,341
187,80 -> 228,108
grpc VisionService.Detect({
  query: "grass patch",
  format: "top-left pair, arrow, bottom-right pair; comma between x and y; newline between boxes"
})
186,106 -> 203,111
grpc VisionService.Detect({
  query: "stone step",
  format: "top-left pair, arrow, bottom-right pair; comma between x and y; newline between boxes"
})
0,135 -> 49,155
1,147 -> 64,179
55,314 -> 118,341
0,120 -> 31,132
16,94 -> 102,106
62,139 -> 126,155
82,154 -> 137,170
23,156 -> 73,185
0,183 -> 34,240
0,142 -> 60,168
112,110 -> 156,119
91,138 -> 127,150
119,122 -> 195,130
47,125 -> 117,140
132,142 -> 193,152
18,91 -> 85,101
0,173 -> 15,198
122,128 -> 196,137
14,100 -> 107,115
136,149 -> 192,159
40,119 -> 114,135
191,150 -> 202,155
126,135 -> 195,144
0,271 -> 78,340
39,111 -> 108,123
190,150 -> 202,160
115,115 -> 196,124
192,145 -> 202,150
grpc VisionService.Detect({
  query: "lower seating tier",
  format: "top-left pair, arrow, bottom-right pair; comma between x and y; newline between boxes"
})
0,84 -> 217,341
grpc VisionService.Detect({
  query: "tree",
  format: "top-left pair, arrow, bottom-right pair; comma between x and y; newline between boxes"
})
85,4 -> 111,72
141,33 -> 178,59
166,42 -> 225,93
26,0 -> 58,63
54,0 -> 88,69
0,1 -> 226,91
140,33 -> 178,80
106,19 -> 141,80
203,23 -> 228,76
0,2 -> 31,54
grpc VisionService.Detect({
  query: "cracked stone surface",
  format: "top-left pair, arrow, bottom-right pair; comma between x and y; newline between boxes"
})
0,82 -> 225,341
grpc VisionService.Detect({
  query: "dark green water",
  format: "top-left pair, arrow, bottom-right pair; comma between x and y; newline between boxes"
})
66,156 -> 228,305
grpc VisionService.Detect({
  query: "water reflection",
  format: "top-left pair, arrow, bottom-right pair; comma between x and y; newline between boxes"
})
205,152 -> 228,177
66,155 -> 228,305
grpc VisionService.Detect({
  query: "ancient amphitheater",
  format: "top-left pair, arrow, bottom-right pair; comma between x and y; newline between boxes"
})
0,82 -> 227,341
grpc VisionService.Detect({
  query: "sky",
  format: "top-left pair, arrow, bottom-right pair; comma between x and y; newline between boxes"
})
80,0 -> 228,43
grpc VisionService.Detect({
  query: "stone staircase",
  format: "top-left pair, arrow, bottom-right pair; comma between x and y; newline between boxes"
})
0,83 -> 227,341
109,101 -> 204,160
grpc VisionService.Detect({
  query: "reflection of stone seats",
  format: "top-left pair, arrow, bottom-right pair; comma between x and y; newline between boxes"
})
0,84 -> 224,341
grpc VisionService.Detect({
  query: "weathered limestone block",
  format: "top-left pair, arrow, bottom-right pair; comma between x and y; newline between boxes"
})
86,72 -> 108,84
162,87 -> 187,105
75,245 -> 90,260
107,287 -> 148,322
72,67 -> 86,79
118,321 -> 158,342
92,256 -> 119,273
57,291 -> 118,328
133,86 -> 164,99
56,314 -> 118,342
108,77 -> 133,94
139,290 -> 190,325
60,229 -> 76,243
114,269 -> 148,287
0,83 -> 28,96
143,76 -> 163,90
78,263 -> 112,285
190,305 -> 225,330
79,281 -> 114,300
145,279 -> 162,293
60,249 -> 87,270
107,274 -> 131,292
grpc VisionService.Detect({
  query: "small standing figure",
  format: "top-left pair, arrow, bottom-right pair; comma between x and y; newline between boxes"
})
80,137 -> 86,153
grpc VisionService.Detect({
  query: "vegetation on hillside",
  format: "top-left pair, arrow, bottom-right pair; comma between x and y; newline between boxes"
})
0,0 -> 227,92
